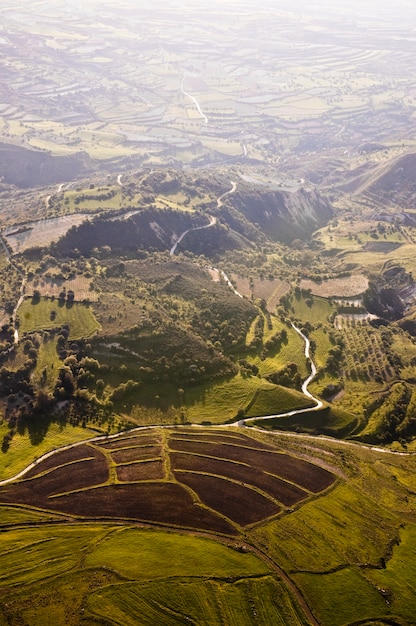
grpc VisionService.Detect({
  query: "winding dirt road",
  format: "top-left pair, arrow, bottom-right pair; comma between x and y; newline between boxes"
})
169,214 -> 217,256
181,77 -> 208,124
0,232 -> 26,344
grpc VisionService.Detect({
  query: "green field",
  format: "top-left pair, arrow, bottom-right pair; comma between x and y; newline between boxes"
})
84,528 -> 270,579
86,576 -> 309,626
1,433 -> 416,624
31,337 -> 60,390
17,298 -> 101,339
294,567 -> 390,626
0,422 -> 101,481
183,374 -> 312,423
253,405 -> 359,438
0,523 -> 309,625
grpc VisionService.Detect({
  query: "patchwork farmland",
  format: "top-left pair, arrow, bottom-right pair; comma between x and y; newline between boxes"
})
0,428 -> 336,533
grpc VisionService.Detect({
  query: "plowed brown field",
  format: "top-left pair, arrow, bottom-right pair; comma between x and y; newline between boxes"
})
0,428 -> 336,533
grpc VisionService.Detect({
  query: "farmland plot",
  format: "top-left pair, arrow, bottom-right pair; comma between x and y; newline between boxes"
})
4,214 -> 89,253
0,428 -> 336,532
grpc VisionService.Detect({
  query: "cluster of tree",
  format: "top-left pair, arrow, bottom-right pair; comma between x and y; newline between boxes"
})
261,328 -> 288,359
0,323 -> 15,357
266,362 -> 302,390
238,359 -> 259,377
248,315 -> 264,350
362,382 -> 414,444
324,331 -> 345,376
74,189 -> 116,204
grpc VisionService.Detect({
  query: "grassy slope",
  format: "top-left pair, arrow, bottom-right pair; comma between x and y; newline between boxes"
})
0,422 -> 101,481
0,523 -> 309,626
18,298 -> 100,339
252,439 -> 416,626
1,435 -> 416,624
183,374 -> 312,423
86,576 -> 309,626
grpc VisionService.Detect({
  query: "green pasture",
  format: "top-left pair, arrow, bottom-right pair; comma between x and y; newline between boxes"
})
84,527 -> 269,579
294,567 -> 390,626
0,524 -> 311,626
248,324 -> 309,378
0,505 -> 63,526
61,186 -> 139,214
245,385 -> 313,418
28,137 -> 75,156
289,294 -> 334,326
1,437 -> 416,624
17,298 -> 100,339
392,328 -> 416,366
108,371 -> 314,426
293,507 -> 416,625
0,422 -> 100,481
184,374 -> 286,423
366,524 -> 416,623
331,379 -> 382,419
310,328 -> 334,369
86,576 -> 309,626
32,337 -> 60,390
253,405 -> 359,438
0,525 -> 105,586
253,444 -> 416,595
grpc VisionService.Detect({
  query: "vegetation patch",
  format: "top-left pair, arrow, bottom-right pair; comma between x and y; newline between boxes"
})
86,576 -> 310,626
18,298 -> 100,339
294,567 -> 389,626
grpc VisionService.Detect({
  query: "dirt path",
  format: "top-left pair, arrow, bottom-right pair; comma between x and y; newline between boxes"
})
0,232 -> 26,343
169,214 -> 217,256
181,76 -> 208,124
217,180 -> 237,208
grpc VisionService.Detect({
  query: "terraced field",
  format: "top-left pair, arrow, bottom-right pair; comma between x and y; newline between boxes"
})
0,428 -> 337,533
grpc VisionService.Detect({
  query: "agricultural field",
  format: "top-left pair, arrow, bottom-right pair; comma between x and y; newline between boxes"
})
17,297 -> 101,339
0,522 -> 310,626
1,0 -> 415,179
0,428 -> 336,532
3,215 -> 89,253
3,1 -> 416,623
27,274 -> 98,303
300,275 -> 369,298
232,274 -> 291,312
1,430 -> 416,625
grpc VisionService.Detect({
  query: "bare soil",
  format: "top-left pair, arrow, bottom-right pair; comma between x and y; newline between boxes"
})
116,460 -> 164,482
176,472 -> 281,526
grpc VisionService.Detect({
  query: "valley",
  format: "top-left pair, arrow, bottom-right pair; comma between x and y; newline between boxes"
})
1,1 -> 416,625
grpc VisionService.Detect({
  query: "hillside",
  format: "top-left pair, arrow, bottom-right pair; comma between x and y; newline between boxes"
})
0,143 -> 93,188
3,1 -> 416,623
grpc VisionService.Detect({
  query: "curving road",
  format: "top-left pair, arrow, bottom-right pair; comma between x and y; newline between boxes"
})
216,180 -> 237,208
232,324 -> 322,427
0,232 -> 26,344
169,214 -> 217,256
181,77 -> 208,124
